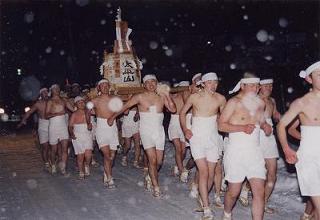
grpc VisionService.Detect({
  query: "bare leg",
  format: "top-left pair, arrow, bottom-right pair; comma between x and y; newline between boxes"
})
123,137 -> 131,157
172,138 -> 184,173
60,139 -> 69,172
133,133 -> 141,163
194,158 -> 216,208
248,178 -> 265,220
145,147 -> 159,188
224,182 -> 242,214
214,159 -> 223,196
50,144 -> 58,166
264,158 -> 277,209
100,146 -> 112,180
311,196 -> 320,220
77,153 -> 85,174
84,149 -> 92,167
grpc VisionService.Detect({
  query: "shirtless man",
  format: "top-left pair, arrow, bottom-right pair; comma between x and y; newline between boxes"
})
69,96 -> 93,179
89,79 -> 121,188
218,74 -> 272,220
108,74 -> 176,197
121,106 -> 142,168
18,88 -> 50,170
46,84 -> 75,175
277,61 -> 320,220
258,78 -> 281,213
180,72 -> 226,220
169,81 -> 189,183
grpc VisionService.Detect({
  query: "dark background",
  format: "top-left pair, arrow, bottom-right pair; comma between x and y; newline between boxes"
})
0,0 -> 319,115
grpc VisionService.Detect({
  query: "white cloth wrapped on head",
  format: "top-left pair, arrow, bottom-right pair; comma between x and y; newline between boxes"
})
143,74 -> 157,83
260,118 -> 279,159
168,114 -> 186,142
38,118 -> 49,144
224,126 -> 266,183
296,126 -> 320,196
299,61 -> 320,78
97,79 -> 109,86
179,81 -> 190,87
260,79 -> 273,85
201,72 -> 218,82
72,124 -> 93,155
39,88 -> 48,94
189,115 -> 220,163
192,73 -> 202,83
74,96 -> 84,103
96,117 -> 119,150
49,115 -> 69,145
229,77 -> 260,94
122,110 -> 139,138
139,112 -> 165,150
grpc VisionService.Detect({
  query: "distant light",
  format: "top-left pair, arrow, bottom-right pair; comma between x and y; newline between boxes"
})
100,19 -> 106,25
17,69 -> 22,75
181,62 -> 186,68
165,49 -> 173,57
162,45 -> 169,50
287,87 -> 294,94
1,113 -> 9,122
191,22 -> 196,27
149,41 -> 158,50
24,107 -> 31,113
256,30 -> 268,42
241,5 -> 246,10
225,45 -> 232,52
279,17 -> 288,28
207,41 -> 211,44
60,50 -> 65,56
230,63 -> 236,70
243,15 -> 248,20
45,47 -> 52,54
264,55 -> 273,61
0,108 -> 4,114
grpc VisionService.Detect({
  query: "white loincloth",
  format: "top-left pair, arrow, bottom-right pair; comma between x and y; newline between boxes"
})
71,124 -> 93,155
122,110 -> 139,138
224,126 -> 266,183
168,114 -> 185,142
90,116 -> 97,140
296,126 -> 320,196
260,118 -> 279,159
38,118 -> 49,144
186,113 -> 192,129
217,134 -> 224,159
139,112 -> 165,150
96,117 -> 119,150
49,115 -> 69,145
64,113 -> 69,123
189,115 -> 219,163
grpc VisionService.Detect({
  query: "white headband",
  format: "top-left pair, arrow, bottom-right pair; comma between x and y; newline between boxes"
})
143,74 -> 157,83
201,72 -> 218,82
97,79 -> 109,86
74,96 -> 84,103
72,83 -> 80,87
179,81 -> 190,86
173,83 -> 179,88
260,79 -> 273,85
39,88 -> 48,94
192,73 -> 202,82
299,61 -> 320,78
229,77 -> 260,94
50,84 -> 59,90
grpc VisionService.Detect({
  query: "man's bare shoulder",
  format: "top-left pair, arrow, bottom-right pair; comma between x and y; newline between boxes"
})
227,95 -> 241,105
214,92 -> 226,101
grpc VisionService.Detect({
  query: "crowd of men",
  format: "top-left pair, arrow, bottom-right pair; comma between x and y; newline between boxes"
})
17,61 -> 320,220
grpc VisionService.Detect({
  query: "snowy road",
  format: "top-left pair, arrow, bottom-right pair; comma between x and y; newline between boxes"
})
0,132 -> 304,220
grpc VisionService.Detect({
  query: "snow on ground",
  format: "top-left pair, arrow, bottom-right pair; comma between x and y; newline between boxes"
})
0,132 -> 304,220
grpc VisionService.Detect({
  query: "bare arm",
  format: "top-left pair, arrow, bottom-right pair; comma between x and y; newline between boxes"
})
64,99 -> 75,112
179,95 -> 193,139
272,98 -> 281,122
287,117 -> 301,140
45,100 -> 54,119
17,103 -> 38,127
277,99 -> 303,164
68,113 -> 76,139
162,94 -> 176,113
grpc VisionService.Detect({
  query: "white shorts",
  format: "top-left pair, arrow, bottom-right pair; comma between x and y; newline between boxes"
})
38,118 -> 49,144
71,124 -> 93,155
49,115 -> 69,145
224,127 -> 266,183
139,112 -> 165,151
168,114 -> 185,142
260,118 -> 279,159
296,126 -> 320,196
189,116 -> 219,163
122,111 -> 139,138
96,117 -> 119,150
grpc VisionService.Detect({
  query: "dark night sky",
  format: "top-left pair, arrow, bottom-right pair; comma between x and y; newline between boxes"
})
0,0 -> 319,114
